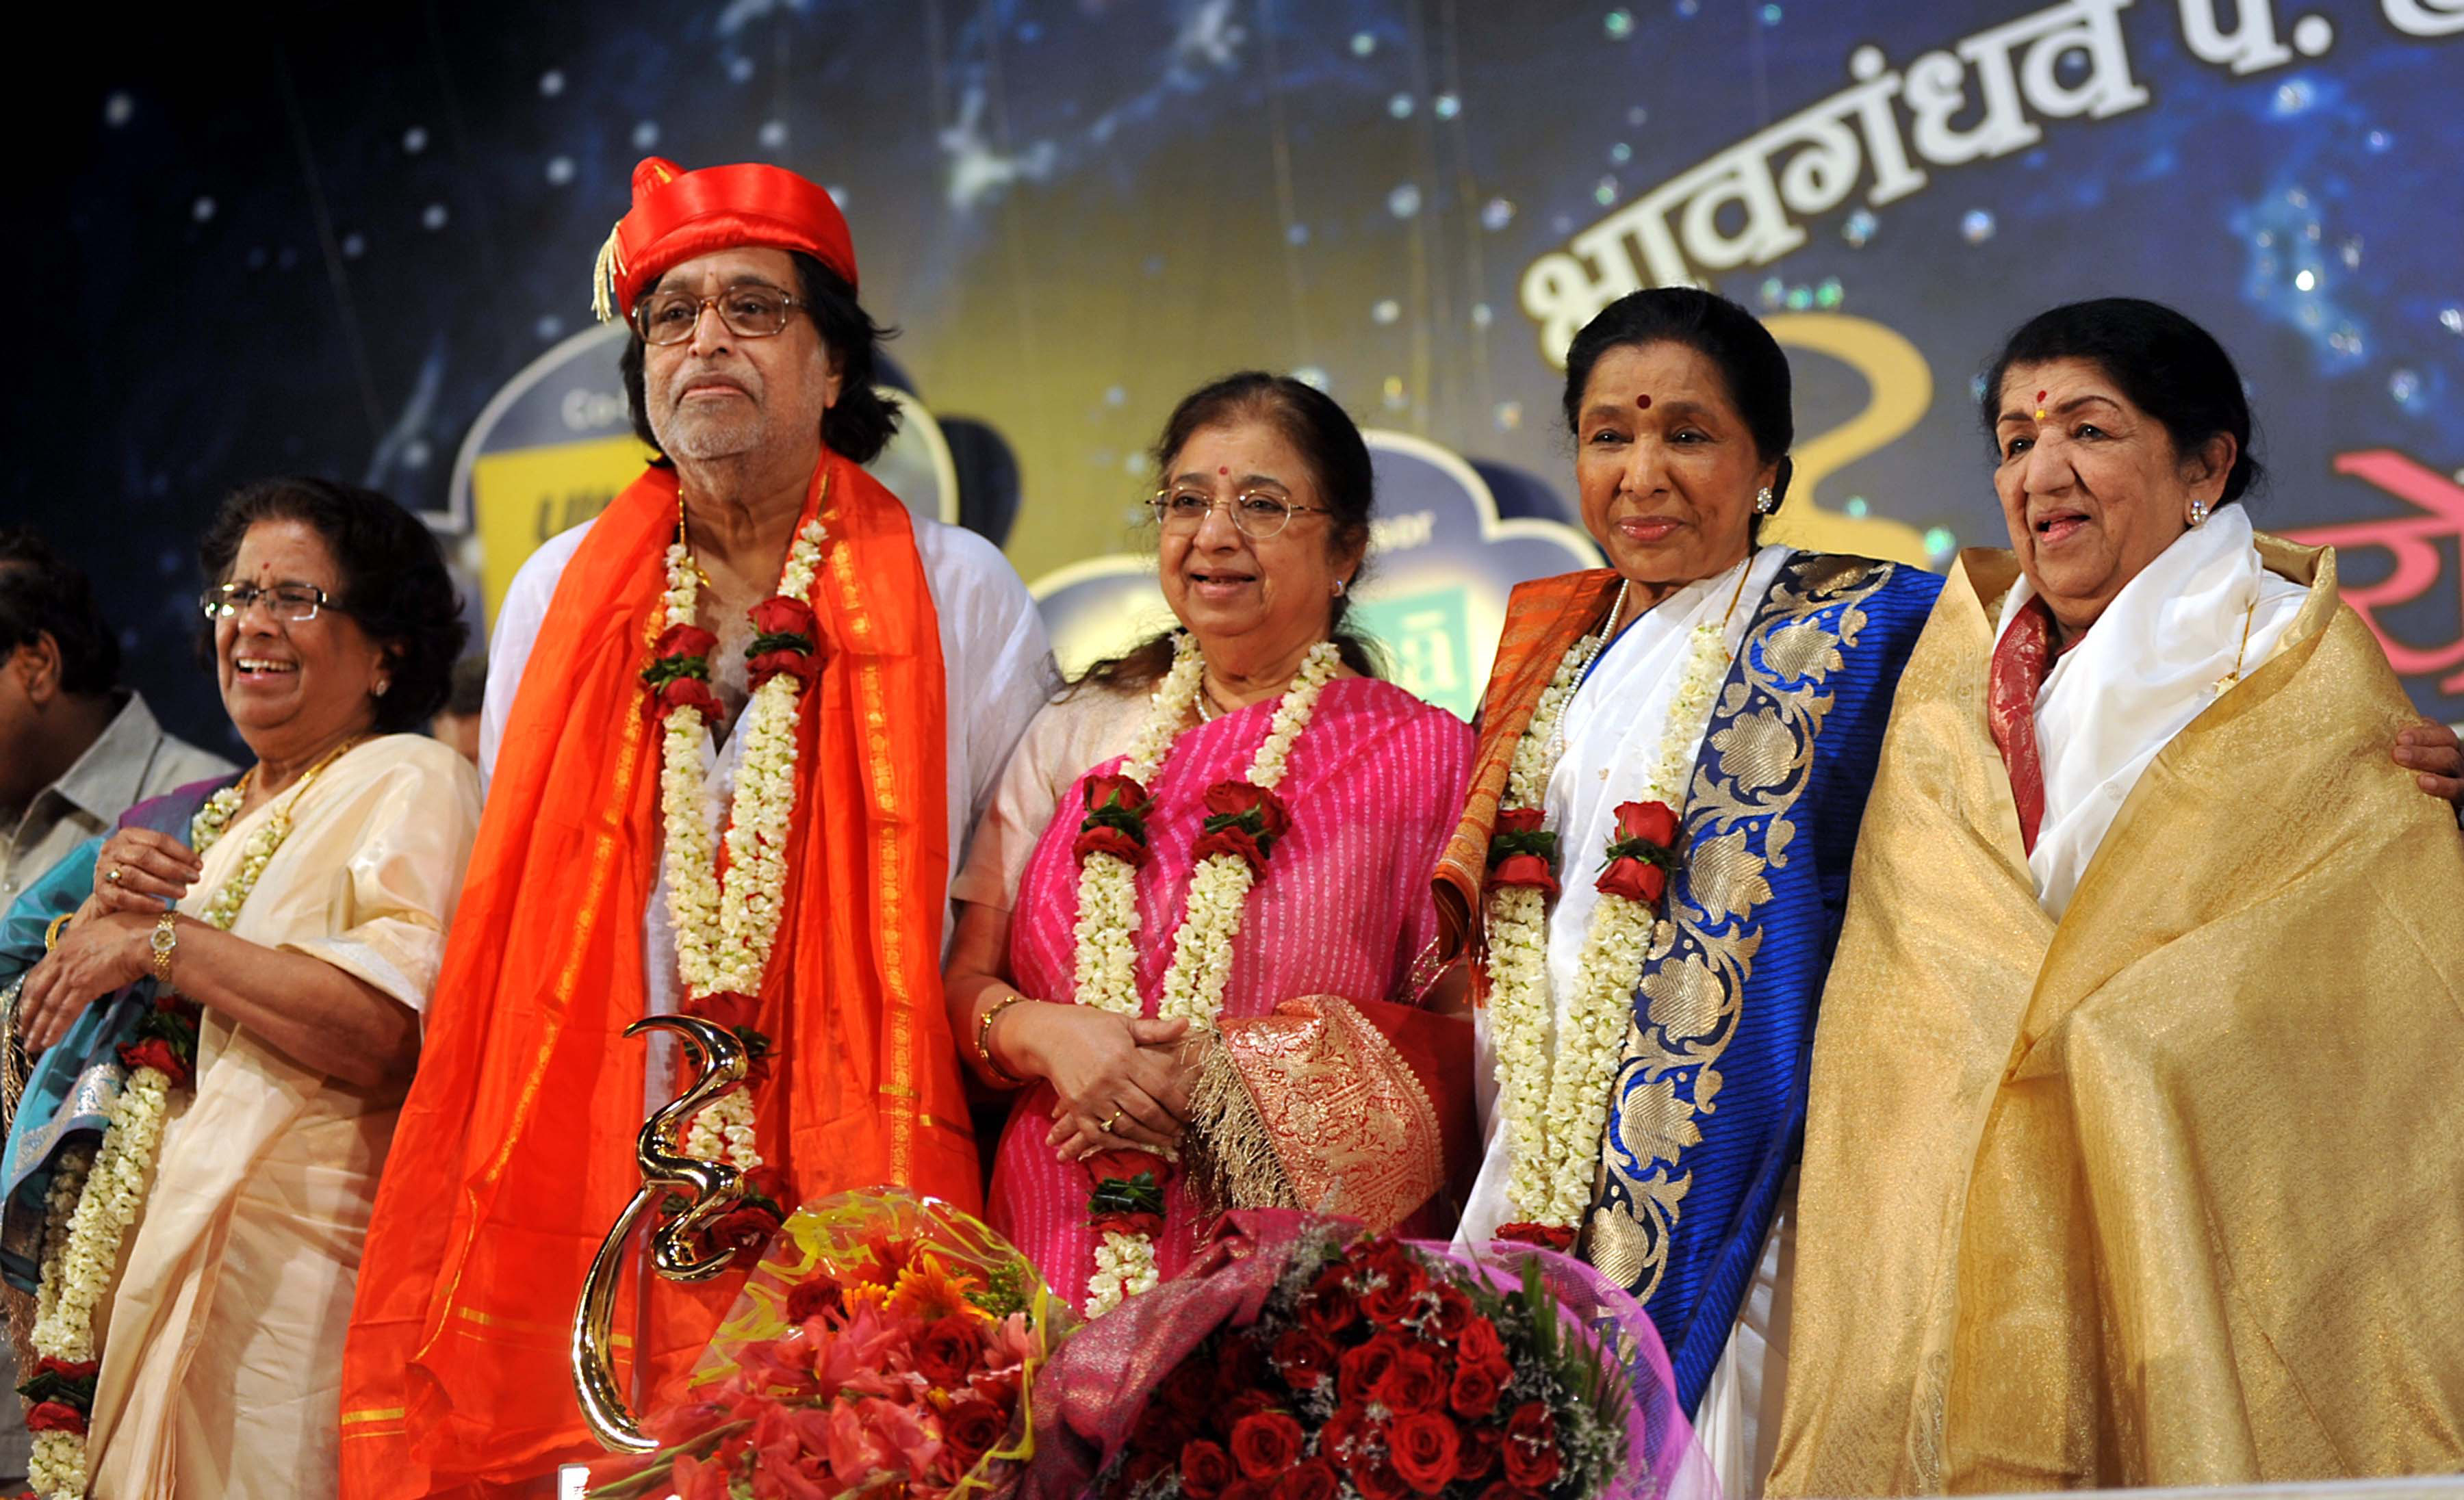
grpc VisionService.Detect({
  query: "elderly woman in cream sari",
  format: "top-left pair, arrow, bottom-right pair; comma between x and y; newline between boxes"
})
1772,299 -> 2464,1494
6,477 -> 478,1499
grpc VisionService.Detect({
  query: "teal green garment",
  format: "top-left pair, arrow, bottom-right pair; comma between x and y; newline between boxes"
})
0,834 -> 99,993
0,837 -> 150,1292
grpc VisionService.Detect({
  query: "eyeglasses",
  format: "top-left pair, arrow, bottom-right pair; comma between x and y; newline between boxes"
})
1148,485 -> 1331,540
632,285 -> 804,346
200,582 -> 339,624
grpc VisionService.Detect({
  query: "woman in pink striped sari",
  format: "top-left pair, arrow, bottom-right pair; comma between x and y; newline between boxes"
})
945,374 -> 1476,1312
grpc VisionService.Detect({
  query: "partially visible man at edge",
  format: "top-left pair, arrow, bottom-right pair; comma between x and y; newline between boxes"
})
339,157 -> 1052,1497
0,528 -> 233,901
0,529 -> 230,1490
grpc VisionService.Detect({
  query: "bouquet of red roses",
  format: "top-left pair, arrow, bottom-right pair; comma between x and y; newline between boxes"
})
589,1191 -> 1071,1500
1025,1213 -> 1704,1500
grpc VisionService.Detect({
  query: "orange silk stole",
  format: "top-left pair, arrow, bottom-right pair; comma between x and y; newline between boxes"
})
1430,568 -> 1625,974
338,451 -> 974,1497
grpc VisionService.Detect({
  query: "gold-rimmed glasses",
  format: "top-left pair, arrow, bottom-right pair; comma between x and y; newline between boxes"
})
1148,484 -> 1331,539
632,285 -> 804,346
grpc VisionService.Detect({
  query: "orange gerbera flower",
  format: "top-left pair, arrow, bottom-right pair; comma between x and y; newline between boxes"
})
887,1252 -> 984,1323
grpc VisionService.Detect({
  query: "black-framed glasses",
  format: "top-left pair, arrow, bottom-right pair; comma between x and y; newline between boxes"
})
632,285 -> 804,346
200,582 -> 339,624
1148,485 -> 1331,540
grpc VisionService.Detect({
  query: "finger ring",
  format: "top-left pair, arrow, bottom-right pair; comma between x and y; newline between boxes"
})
108,867 -> 123,885
1101,1109 -> 1121,1134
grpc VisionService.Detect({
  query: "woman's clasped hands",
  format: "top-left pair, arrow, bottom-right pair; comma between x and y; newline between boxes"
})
998,1000 -> 1197,1163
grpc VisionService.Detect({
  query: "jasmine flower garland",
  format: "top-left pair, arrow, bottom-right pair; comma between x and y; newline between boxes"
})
1072,634 -> 1343,1315
652,498 -> 830,1175
1483,564 -> 1748,1241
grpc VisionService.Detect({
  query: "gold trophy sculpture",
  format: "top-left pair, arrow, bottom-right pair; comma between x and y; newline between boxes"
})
570,1013 -> 753,1452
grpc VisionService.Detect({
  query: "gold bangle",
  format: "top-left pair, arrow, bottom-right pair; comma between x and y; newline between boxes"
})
975,992 -> 1030,1086
43,914 -> 73,953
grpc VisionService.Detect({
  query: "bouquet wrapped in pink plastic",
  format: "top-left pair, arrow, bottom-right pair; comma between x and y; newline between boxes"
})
1025,1211 -> 1713,1500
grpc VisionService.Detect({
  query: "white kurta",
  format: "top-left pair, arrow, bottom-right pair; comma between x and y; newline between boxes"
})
1455,546 -> 1791,1498
481,513 -> 1052,1111
1993,506 -> 2305,918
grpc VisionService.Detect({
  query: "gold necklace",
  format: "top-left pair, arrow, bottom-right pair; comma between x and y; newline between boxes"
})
676,492 -> 717,592
2213,597 -> 2259,695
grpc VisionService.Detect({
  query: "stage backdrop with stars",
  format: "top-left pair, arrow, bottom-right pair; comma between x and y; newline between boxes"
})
8,0 -> 2461,751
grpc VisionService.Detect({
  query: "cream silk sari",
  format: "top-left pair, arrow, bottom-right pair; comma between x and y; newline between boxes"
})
1769,539 -> 2464,1493
87,734 -> 480,1499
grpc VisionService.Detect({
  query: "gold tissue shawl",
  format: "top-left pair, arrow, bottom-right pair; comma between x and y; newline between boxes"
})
1768,538 -> 2464,1495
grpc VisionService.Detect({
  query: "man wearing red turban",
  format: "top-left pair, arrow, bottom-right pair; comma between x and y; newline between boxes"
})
338,158 -> 1051,1496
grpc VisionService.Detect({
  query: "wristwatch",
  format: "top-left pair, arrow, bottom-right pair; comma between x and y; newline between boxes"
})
150,912 -> 180,988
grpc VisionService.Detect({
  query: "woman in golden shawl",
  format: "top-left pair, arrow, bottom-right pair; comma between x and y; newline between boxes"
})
1771,298 -> 2464,1494
8,478 -> 480,1499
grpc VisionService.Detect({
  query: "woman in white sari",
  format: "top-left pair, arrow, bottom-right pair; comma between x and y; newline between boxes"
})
11,477 -> 479,1499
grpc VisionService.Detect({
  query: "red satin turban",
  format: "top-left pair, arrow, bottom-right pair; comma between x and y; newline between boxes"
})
593,156 -> 858,324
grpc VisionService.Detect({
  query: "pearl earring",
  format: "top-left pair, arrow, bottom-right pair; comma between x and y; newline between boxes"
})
2188,499 -> 2211,528
1754,487 -> 1778,515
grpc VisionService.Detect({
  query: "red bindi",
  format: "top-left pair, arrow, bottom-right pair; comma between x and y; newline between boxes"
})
1218,466 -> 1229,475
1636,394 -> 1653,409
2036,389 -> 2047,402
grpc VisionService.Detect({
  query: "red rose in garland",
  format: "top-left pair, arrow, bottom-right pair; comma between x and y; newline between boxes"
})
652,623 -> 720,662
682,989 -> 775,1083
1596,798 -> 1683,907
25,1400 -> 86,1435
1485,806 -> 1560,896
1085,1148 -> 1168,1238
1493,1221 -> 1578,1252
116,1035 -> 192,1089
1073,771 -> 1157,868
642,624 -> 723,719
743,594 -> 825,688
746,595 -> 816,638
1192,780 -> 1292,873
704,1164 -> 790,1253
655,676 -> 725,721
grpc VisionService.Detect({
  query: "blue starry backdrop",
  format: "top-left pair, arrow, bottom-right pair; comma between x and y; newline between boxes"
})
6,0 -> 2460,747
